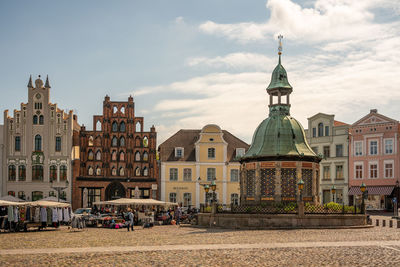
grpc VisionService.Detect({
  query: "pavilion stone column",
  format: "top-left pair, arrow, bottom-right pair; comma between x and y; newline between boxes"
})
312,163 -> 318,204
274,162 -> 282,202
255,162 -> 261,203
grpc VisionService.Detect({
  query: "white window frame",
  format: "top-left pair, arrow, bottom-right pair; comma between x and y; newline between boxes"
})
369,139 -> 378,156
368,161 -> 378,179
208,148 -> 216,159
207,168 -> 216,181
175,147 -> 184,158
169,168 -> 178,181
169,192 -> 177,203
354,141 -> 363,156
183,192 -> 192,207
235,148 -> 245,157
354,162 -> 363,179
384,160 -> 394,178
384,138 -> 394,155
230,169 -> 239,182
183,168 -> 192,181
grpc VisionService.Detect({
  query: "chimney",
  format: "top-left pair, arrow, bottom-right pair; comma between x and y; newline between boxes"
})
370,109 -> 377,113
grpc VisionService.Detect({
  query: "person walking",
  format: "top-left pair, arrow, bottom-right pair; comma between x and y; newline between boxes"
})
176,204 -> 182,226
127,208 -> 134,231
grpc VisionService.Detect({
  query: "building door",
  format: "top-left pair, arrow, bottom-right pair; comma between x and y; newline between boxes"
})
105,182 -> 126,200
323,190 -> 330,204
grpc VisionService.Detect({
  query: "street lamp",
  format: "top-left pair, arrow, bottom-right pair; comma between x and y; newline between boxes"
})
50,180 -> 69,202
331,185 -> 336,203
297,179 -> 304,202
360,182 -> 366,214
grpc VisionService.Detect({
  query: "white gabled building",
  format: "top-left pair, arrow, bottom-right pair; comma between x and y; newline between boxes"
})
2,75 -> 79,201
305,113 -> 350,205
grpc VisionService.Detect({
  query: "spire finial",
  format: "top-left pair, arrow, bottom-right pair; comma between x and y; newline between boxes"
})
45,75 -> 51,88
27,75 -> 33,88
278,34 -> 283,64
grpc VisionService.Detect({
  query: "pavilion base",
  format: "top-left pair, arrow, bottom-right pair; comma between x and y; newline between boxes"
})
197,213 -> 368,229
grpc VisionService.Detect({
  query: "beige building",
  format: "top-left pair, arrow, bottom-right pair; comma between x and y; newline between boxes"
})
158,125 -> 249,208
2,75 -> 79,201
305,113 -> 349,205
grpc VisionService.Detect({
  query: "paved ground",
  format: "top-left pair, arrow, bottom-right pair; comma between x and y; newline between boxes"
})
0,224 -> 399,266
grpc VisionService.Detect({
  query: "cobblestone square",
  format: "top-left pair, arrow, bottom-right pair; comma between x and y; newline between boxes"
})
1,223 -> 400,266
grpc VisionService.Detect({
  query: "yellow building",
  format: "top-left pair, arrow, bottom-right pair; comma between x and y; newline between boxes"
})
158,124 -> 249,208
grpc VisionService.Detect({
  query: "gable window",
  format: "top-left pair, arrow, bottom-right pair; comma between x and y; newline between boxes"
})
169,168 -> 178,181
34,135 -> 42,151
15,136 -> 21,151
369,163 -> 378,179
385,139 -> 393,154
183,168 -> 192,181
336,144 -> 343,157
312,128 -> 316,138
236,148 -> 245,157
355,164 -> 363,179
318,123 -> 324,137
55,136 -> 62,152
369,140 -> 378,155
207,168 -> 216,181
175,147 -> 184,158
385,162 -> 393,178
355,141 -> 363,156
230,169 -> 239,182
208,148 -> 216,159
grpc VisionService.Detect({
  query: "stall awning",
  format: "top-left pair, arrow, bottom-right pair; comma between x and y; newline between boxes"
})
348,186 -> 394,196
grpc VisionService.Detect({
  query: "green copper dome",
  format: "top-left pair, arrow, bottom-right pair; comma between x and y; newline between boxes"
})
266,57 -> 292,91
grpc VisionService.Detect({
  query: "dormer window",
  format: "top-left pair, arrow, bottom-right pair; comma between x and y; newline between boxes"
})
236,148 -> 245,157
175,147 -> 184,158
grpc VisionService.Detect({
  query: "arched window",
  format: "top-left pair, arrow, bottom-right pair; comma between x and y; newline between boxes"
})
143,151 -> 149,161
318,123 -> 324,137
39,115 -> 44,125
120,136 -> 125,147
135,122 -> 141,132
8,165 -> 16,181
95,136 -> 102,146
96,120 -> 101,131
55,136 -> 62,152
120,121 -> 126,132
88,166 -> 94,176
135,167 -> 141,176
33,115 -> 38,125
143,136 -> 149,147
143,167 -> 148,176
119,151 -> 125,161
96,150 -> 101,161
34,135 -> 42,151
60,165 -> 67,181
135,151 -> 141,161
112,136 -> 118,147
88,149 -> 94,160
121,106 -> 125,114
135,136 -> 141,147
18,165 -> 26,181
50,165 -> 57,181
112,150 -> 117,161
119,167 -> 125,176
113,106 -> 118,114
88,136 -> 94,146
111,167 -> 117,176
112,121 -> 118,132
96,166 -> 101,176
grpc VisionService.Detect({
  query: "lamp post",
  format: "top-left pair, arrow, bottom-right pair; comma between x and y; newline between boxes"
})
360,182 -> 366,214
297,179 -> 304,202
331,185 -> 336,203
50,180 -> 69,202
394,180 -> 399,218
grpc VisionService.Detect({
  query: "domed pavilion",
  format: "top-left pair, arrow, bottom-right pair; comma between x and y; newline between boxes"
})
239,36 -> 321,205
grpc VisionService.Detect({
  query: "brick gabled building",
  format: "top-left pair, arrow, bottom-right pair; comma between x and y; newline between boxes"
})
72,95 -> 158,209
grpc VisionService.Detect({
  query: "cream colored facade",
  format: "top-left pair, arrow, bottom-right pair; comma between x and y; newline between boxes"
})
2,75 -> 78,201
159,125 -> 248,208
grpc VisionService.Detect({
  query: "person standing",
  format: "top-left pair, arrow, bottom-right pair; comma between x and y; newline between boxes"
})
176,204 -> 182,226
127,208 -> 134,231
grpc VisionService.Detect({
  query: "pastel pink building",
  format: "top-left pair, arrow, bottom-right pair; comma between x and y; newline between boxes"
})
348,109 -> 400,210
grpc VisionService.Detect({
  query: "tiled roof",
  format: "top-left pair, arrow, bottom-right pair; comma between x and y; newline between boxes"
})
333,120 -> 348,127
158,129 -> 249,162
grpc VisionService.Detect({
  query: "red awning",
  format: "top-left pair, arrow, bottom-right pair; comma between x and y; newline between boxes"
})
348,186 -> 394,196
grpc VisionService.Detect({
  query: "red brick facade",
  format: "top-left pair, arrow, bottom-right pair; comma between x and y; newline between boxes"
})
72,95 -> 159,209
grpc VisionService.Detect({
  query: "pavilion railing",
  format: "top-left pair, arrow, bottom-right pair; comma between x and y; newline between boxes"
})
304,202 -> 363,214
217,202 -> 298,214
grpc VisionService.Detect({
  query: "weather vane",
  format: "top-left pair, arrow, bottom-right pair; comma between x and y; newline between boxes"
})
278,34 -> 283,55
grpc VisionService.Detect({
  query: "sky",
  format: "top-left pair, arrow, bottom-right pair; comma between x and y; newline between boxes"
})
0,0 -> 399,145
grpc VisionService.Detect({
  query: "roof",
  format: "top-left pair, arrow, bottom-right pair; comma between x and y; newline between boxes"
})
333,120 -> 349,127
158,129 -> 249,162
266,57 -> 292,91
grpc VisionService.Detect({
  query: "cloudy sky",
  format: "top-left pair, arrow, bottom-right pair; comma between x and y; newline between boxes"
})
1,0 -> 399,144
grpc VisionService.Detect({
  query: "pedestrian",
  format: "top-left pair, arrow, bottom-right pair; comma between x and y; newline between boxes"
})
176,203 -> 182,226
127,208 -> 134,231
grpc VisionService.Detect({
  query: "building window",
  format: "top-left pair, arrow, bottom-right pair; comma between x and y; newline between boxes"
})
8,191 -> 15,197
39,115 -> 44,125
111,150 -> 117,161
236,148 -> 245,157
230,169 -> 239,182
119,151 -> 125,161
207,168 -> 216,181
208,148 -> 216,159
183,193 -> 192,207
18,191 -> 26,200
323,146 -> 330,158
88,136 -> 94,146
34,135 -> 42,151
88,150 -> 94,160
318,123 -> 324,137
55,137 -> 62,152
32,191 -> 43,201
325,126 -> 329,136
135,151 -> 141,161
18,165 -> 26,181
169,168 -> 178,181
8,165 -> 16,181
15,136 -> 21,151
143,136 -> 149,147
311,147 -> 318,154
50,165 -> 57,181
183,168 -> 192,181
143,152 -> 148,161
87,188 -> 101,208
355,165 -> 363,179
143,167 -> 148,176
112,136 -> 118,147
33,115 -> 38,124
336,165 -> 343,180
60,165 -> 67,181
312,128 -> 316,137
169,193 -> 177,203
335,189 -> 343,204
119,167 -> 125,176
96,150 -> 101,161
355,141 -> 363,156
231,193 -> 239,205
111,167 -> 117,176
96,166 -> 101,176
385,163 -> 393,178
175,147 -> 184,158
49,191 -> 56,197
369,163 -> 378,178
385,139 -> 393,154
32,165 -> 44,181
336,144 -> 343,157
369,140 -> 378,155
135,167 -> 140,176
120,121 -> 126,132
112,121 -> 118,132
88,166 -> 94,176
323,166 -> 330,180
120,136 -> 125,147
